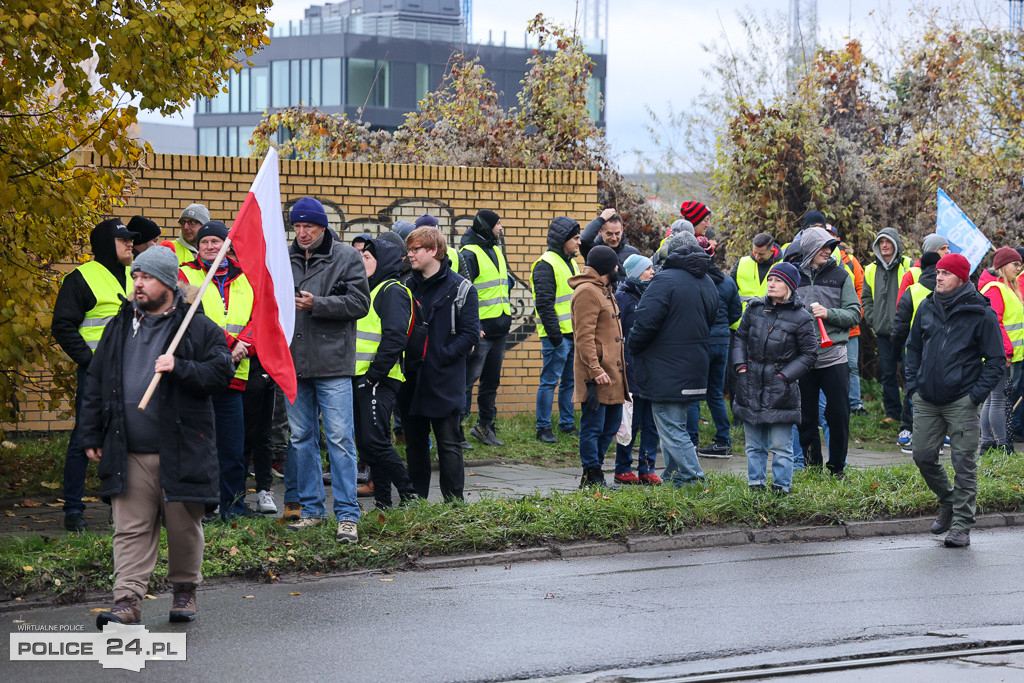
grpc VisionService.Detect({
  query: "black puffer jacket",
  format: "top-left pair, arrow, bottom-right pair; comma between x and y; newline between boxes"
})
78,292 -> 235,503
531,216 -> 581,346
628,245 -> 718,402
458,221 -> 513,337
730,296 -> 818,424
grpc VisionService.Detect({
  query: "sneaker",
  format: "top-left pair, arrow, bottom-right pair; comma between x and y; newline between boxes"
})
201,506 -> 220,525
257,490 -> 277,514
931,506 -> 953,535
771,484 -> 790,495
459,425 -> 473,451
169,583 -> 197,622
64,512 -> 88,533
96,594 -> 142,628
283,502 -> 301,520
698,442 -> 732,459
470,423 -> 505,447
944,436 -> 951,449
944,528 -> 970,547
614,471 -> 641,485
638,473 -> 663,485
897,430 -> 912,447
560,426 -> 580,436
336,519 -> 358,544
287,517 -> 325,531
322,470 -> 332,485
851,405 -> 867,415
357,481 -> 375,497
271,461 -> 284,478
536,427 -> 557,443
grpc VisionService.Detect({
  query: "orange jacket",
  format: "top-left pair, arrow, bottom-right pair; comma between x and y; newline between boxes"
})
840,247 -> 864,337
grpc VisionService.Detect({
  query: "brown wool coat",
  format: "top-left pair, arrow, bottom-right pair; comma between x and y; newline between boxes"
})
569,268 -> 628,405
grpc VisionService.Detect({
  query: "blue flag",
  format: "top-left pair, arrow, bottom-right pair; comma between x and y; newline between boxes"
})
936,189 -> 991,273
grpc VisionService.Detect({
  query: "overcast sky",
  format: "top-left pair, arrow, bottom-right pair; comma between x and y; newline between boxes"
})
143,0 -> 1010,169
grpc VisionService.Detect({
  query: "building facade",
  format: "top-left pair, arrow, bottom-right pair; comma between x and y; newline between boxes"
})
193,0 -> 606,157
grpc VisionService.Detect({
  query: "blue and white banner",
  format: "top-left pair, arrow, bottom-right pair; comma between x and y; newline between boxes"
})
936,188 -> 991,273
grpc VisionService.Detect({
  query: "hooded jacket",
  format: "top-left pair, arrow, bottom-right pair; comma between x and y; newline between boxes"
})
363,239 -> 414,385
730,294 -> 818,425
78,290 -> 235,503
905,282 -> 1005,406
863,227 -> 911,336
290,228 -> 371,379
615,278 -> 647,390
51,222 -> 131,367
458,220 -> 513,337
795,227 -> 861,361
628,245 -> 719,402
891,260 -> 937,350
569,267 -> 628,405
707,262 -> 742,344
579,215 -> 640,271
531,217 -> 581,345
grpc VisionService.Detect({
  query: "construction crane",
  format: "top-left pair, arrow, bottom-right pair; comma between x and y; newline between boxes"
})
461,0 -> 472,43
1012,0 -> 1024,32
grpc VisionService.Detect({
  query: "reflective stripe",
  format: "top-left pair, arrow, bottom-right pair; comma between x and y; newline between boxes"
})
554,293 -> 573,304
555,312 -> 572,322
85,339 -> 100,350
462,244 -> 511,320
80,316 -> 114,327
680,387 -> 707,396
356,330 -> 382,342
355,352 -> 377,362
354,279 -> 411,382
477,296 -> 510,307
738,295 -> 755,302
226,324 -> 245,334
473,279 -> 504,289
1005,323 -> 1024,332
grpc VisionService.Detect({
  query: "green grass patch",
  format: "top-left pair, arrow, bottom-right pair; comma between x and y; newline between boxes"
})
3,450 -> 1022,603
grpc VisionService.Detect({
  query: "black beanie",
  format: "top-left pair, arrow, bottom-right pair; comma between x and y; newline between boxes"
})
586,245 -> 619,277
473,209 -> 500,233
196,220 -> 229,242
921,251 -> 942,269
801,210 -> 827,229
127,215 -> 161,242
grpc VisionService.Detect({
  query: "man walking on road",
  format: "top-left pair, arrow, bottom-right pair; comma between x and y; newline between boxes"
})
905,253 -> 1004,547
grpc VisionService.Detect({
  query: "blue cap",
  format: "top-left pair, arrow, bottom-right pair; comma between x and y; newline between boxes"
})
290,197 -> 329,228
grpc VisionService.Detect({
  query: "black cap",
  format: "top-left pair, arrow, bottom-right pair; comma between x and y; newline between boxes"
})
103,218 -> 140,241
196,220 -> 229,242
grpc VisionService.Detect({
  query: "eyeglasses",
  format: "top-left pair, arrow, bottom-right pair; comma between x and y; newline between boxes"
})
408,245 -> 427,254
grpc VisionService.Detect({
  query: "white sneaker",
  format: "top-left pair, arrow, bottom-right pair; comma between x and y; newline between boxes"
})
336,519 -> 358,544
257,489 -> 277,514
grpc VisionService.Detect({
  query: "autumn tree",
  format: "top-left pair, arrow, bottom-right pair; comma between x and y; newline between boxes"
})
0,0 -> 270,432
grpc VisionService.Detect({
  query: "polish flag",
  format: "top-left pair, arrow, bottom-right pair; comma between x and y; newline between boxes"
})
227,148 -> 297,402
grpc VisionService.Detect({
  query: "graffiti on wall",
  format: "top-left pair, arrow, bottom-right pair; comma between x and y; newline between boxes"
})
282,196 -> 539,349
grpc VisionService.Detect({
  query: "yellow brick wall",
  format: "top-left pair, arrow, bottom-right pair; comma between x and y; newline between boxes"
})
4,153 -> 598,433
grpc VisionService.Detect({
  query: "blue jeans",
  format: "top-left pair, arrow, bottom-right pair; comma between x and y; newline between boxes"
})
652,401 -> 705,485
212,389 -> 247,519
848,335 -> 862,408
62,365 -> 89,517
535,336 -> 575,431
579,402 -> 623,469
686,343 -> 731,446
615,398 -> 659,474
792,424 -> 804,470
285,377 -> 359,522
745,422 -> 795,491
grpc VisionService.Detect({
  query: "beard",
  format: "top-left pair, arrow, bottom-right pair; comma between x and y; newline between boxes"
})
136,287 -> 171,313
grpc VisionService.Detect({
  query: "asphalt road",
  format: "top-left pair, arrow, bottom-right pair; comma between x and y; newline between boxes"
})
4,527 -> 1024,681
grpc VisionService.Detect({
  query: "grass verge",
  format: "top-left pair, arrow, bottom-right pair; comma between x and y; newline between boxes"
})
2,450 -> 1021,603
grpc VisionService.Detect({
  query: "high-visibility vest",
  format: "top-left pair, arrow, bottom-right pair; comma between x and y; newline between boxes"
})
531,251 -> 579,337
461,244 -> 511,319
181,266 -> 253,381
864,256 -> 911,301
981,280 -> 1024,362
75,261 -> 131,353
734,256 -> 769,330
906,281 -> 931,330
355,279 -> 411,382
907,265 -> 921,287
162,238 -> 197,265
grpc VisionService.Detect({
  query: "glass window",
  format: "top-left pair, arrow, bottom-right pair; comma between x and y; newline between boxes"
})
228,127 -> 238,157
310,59 -> 321,107
198,128 -> 217,155
271,61 -> 289,107
348,58 -> 389,108
586,76 -> 602,122
211,86 -> 229,114
300,59 -> 310,106
322,58 -> 341,106
290,60 -> 300,106
239,69 -> 250,113
415,63 -> 430,104
218,127 -> 227,156
229,70 -> 240,112
251,66 -> 269,112
238,126 -> 256,157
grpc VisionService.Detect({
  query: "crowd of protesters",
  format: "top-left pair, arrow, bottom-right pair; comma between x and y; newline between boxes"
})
54,197 -> 1012,626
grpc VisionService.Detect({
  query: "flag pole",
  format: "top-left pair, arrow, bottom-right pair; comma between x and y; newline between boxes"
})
138,237 -> 234,411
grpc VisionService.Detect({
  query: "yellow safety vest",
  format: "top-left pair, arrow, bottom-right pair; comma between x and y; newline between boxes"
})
733,256 -> 769,330
907,265 -> 921,287
461,244 -> 510,320
906,281 -> 931,330
182,266 -> 253,381
863,256 -> 911,301
531,251 -> 579,337
75,261 -> 131,353
169,239 -> 197,265
981,280 -> 1024,362
355,280 -> 411,382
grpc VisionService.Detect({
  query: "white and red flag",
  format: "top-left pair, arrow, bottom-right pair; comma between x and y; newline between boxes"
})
228,148 -> 297,402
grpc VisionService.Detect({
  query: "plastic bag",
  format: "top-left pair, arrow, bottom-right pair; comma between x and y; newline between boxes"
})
616,399 -> 633,445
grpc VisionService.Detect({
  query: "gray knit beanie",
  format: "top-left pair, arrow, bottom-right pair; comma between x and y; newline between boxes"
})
921,232 -> 948,253
131,245 -> 179,290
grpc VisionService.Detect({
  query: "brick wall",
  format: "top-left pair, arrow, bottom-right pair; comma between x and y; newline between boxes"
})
6,153 -> 598,433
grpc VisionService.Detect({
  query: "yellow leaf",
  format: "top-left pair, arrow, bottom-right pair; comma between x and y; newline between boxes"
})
22,566 -> 33,572
82,497 -> 100,502
89,608 -> 107,613
379,578 -> 394,582
289,592 -> 302,596
144,594 -> 156,600
243,595 -> 255,599
40,481 -> 60,489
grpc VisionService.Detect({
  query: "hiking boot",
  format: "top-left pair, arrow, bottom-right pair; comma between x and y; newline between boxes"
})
579,466 -> 618,489
851,405 -> 867,416
749,484 -> 767,491
536,427 -> 557,443
698,442 -> 732,459
560,426 -> 580,437
64,512 -> 88,533
287,517 -> 324,531
96,594 -> 142,629
638,472 -> 663,485
931,506 -> 953,535
169,583 -> 197,622
944,528 -> 971,547
257,490 -> 277,514
336,519 -> 359,544
470,423 -> 505,447
283,502 -> 302,520
357,481 -> 375,497
613,471 -> 641,485
771,484 -> 789,495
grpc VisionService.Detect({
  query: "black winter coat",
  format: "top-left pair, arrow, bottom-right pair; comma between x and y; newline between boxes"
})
402,257 -> 480,418
579,215 -> 640,275
531,216 -> 581,346
614,278 -> 646,391
78,293 -> 235,504
707,263 -> 742,345
363,239 -> 413,385
905,282 -> 1005,406
730,296 -> 818,424
628,245 -> 718,402
891,264 -> 936,350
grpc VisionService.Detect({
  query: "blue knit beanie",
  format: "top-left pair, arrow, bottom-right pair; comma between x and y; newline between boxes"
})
290,197 -> 329,227
767,262 -> 800,294
623,254 -> 652,280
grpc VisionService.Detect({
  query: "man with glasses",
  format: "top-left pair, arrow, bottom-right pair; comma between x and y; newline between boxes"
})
162,203 -> 210,265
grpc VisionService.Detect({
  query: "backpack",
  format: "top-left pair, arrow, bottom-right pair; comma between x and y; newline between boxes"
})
450,278 -> 473,335
383,279 -> 428,376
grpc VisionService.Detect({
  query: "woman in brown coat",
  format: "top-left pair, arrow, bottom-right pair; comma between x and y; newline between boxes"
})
570,246 -> 628,488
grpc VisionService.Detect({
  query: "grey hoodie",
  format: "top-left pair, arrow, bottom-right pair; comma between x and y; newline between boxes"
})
795,227 -> 861,366
864,226 -> 908,337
